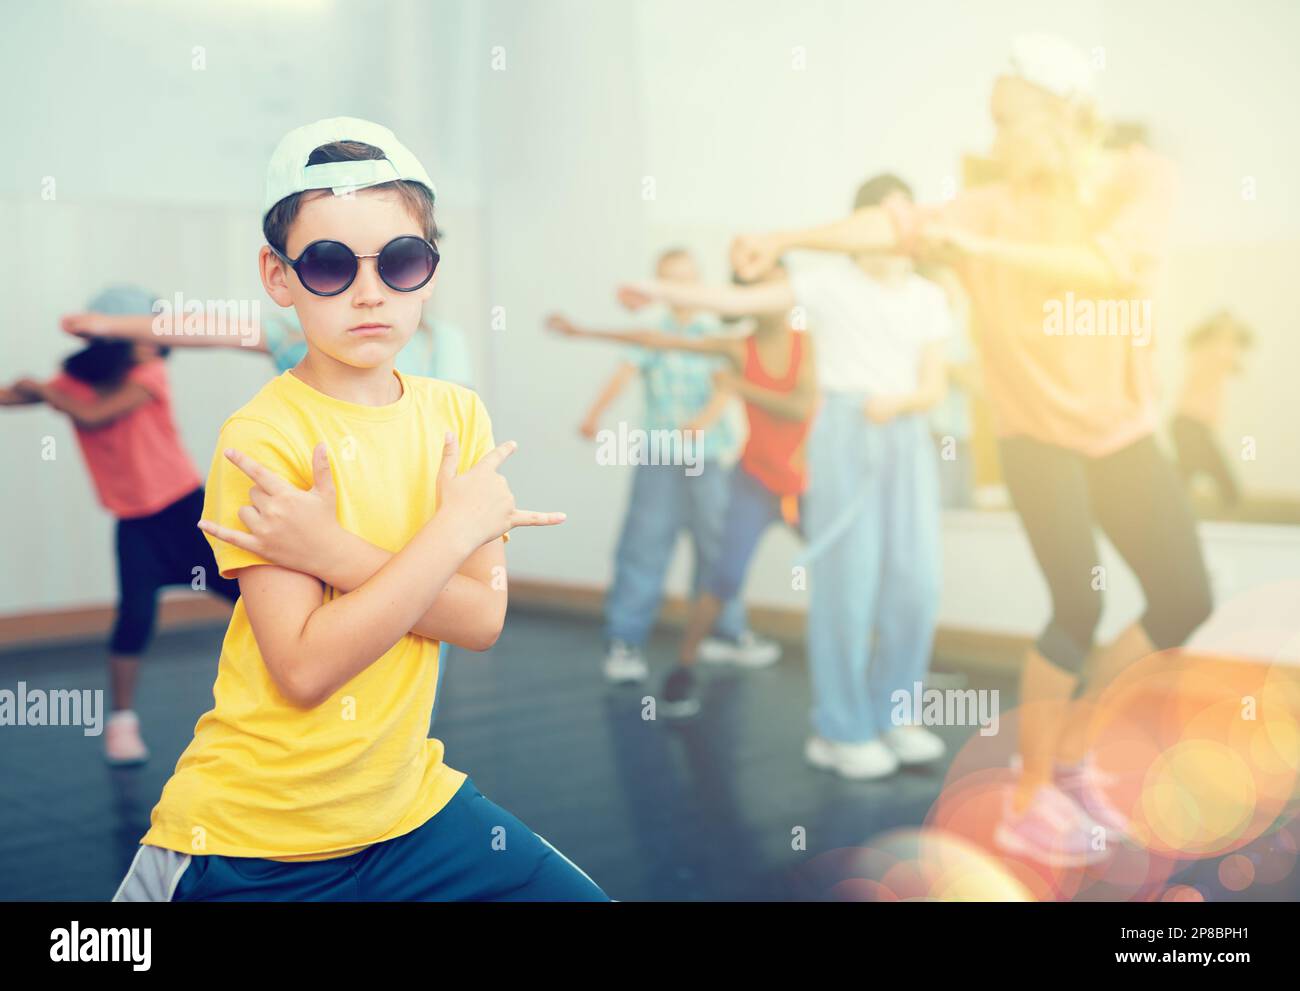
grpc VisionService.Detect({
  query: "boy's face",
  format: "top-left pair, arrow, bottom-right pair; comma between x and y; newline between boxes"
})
657,253 -> 700,284
989,75 -> 1084,184
260,187 -> 434,369
1207,326 -> 1244,363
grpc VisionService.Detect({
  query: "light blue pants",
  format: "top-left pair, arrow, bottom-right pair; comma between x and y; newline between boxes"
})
605,461 -> 747,646
805,393 -> 942,742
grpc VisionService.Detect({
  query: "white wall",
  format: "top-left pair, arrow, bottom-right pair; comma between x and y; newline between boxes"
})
2,0 -> 1297,663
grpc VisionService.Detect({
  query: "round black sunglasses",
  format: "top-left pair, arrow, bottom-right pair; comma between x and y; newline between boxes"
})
271,236 -> 439,297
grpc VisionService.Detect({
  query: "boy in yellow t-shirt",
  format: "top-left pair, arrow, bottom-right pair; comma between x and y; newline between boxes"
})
112,117 -> 607,901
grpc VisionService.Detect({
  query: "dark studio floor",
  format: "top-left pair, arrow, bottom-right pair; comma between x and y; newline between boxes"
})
1,607 -> 1295,902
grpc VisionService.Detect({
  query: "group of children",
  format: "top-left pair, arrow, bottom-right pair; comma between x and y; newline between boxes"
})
550,173 -> 954,780
0,31 -> 1239,896
549,33 -> 1224,872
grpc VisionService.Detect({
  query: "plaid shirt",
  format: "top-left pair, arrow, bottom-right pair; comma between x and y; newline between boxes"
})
627,313 -> 739,463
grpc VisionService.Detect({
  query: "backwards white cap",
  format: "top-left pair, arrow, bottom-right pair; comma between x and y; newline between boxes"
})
263,116 -> 436,217
1008,34 -> 1095,104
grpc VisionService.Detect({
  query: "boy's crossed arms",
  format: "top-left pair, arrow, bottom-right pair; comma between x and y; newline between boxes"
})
200,432 -> 562,709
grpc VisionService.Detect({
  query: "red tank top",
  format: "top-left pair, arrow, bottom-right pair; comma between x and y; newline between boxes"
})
739,331 -> 812,520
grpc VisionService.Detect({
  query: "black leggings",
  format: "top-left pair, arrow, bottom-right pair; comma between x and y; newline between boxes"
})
111,487 -> 240,655
1170,414 -> 1240,508
999,434 -> 1213,676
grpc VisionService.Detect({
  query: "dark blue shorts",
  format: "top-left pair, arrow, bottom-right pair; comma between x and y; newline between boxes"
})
156,777 -> 609,902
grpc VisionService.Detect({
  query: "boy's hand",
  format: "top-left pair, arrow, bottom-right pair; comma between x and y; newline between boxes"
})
917,222 -> 985,260
545,313 -> 582,337
434,431 -> 565,547
712,368 -> 739,393
197,443 -> 343,578
14,378 -> 47,400
578,413 -> 600,440
730,234 -> 781,282
864,395 -> 906,423
880,190 -> 921,253
61,313 -> 112,339
616,284 -> 653,311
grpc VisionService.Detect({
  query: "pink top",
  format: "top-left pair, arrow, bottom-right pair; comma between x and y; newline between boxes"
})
50,360 -> 202,519
915,145 -> 1177,457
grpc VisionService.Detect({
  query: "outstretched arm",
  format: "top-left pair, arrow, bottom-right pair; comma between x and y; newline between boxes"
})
24,379 -> 153,428
617,279 -> 794,318
546,313 -> 742,364
731,206 -> 902,280
731,194 -> 1119,293
924,224 -> 1117,292
61,312 -> 269,352
0,381 -> 44,406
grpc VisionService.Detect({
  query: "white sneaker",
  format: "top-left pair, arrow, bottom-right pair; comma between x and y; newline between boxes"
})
804,735 -> 900,780
698,630 -> 782,668
603,640 -> 648,683
882,726 -> 946,765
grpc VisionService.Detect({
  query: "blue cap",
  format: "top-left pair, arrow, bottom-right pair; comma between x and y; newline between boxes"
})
86,285 -> 159,316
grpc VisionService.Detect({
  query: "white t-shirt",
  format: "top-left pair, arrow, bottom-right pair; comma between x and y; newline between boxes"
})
788,256 -> 952,395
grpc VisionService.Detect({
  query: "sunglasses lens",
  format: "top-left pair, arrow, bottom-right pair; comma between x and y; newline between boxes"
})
379,237 -> 437,291
297,241 -> 357,295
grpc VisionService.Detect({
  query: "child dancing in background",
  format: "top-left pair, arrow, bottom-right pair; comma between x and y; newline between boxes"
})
730,36 -> 1214,860
548,247 -> 779,684
1170,309 -> 1253,510
553,263 -> 817,717
1,285 -> 239,766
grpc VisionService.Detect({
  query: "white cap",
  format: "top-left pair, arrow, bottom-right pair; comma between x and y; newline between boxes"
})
1008,34 -> 1095,105
262,116 -> 436,217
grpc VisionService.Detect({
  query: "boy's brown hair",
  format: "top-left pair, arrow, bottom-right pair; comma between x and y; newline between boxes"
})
262,141 -> 440,253
853,173 -> 913,211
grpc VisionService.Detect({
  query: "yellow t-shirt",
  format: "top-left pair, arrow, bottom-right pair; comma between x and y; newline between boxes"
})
141,368 -> 505,861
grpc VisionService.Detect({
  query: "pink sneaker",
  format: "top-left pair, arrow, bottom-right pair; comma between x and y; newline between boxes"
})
1054,756 -> 1131,842
105,710 -> 149,766
994,783 -> 1113,867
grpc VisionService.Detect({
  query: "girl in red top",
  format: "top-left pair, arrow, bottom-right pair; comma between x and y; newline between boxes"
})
0,286 -> 240,766
551,264 -> 818,716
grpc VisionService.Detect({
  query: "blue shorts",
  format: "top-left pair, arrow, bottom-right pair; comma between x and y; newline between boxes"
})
115,777 -> 609,902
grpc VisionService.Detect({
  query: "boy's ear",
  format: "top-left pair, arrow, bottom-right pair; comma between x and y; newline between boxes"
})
259,245 -> 295,307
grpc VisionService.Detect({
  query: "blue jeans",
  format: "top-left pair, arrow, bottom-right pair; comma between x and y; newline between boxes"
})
805,394 -> 942,742
168,777 -> 609,901
605,462 -> 746,646
707,464 -> 803,602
